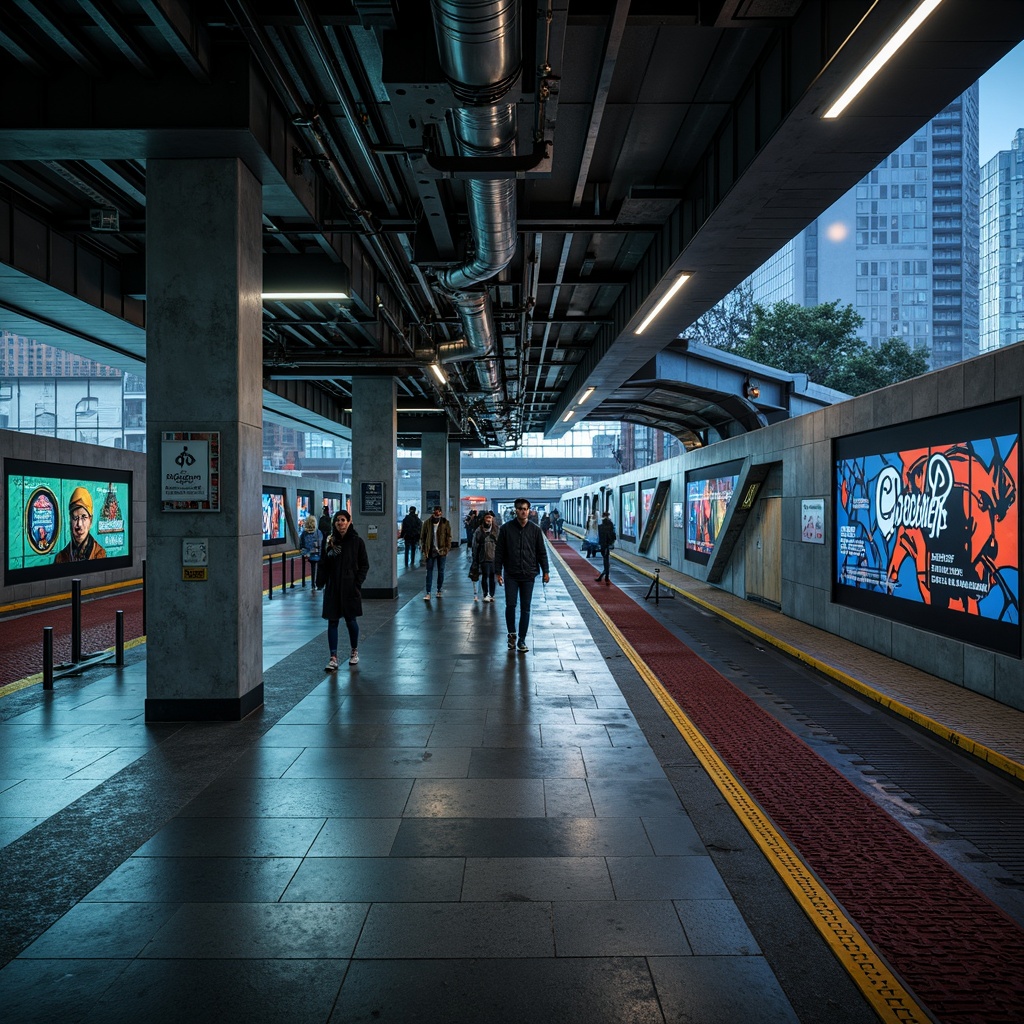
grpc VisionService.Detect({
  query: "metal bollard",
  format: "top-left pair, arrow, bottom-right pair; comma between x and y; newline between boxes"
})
116,610 -> 125,667
268,555 -> 273,600
301,555 -> 307,588
280,552 -> 287,596
290,554 -> 296,589
71,578 -> 82,663
43,626 -> 54,690
142,558 -> 147,636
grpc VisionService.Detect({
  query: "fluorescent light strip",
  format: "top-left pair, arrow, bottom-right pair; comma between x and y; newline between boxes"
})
634,273 -> 691,335
562,410 -> 575,423
430,363 -> 447,384
823,0 -> 944,119
577,387 -> 596,406
262,292 -> 349,300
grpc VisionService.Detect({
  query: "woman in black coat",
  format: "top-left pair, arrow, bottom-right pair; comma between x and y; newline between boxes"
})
321,510 -> 369,670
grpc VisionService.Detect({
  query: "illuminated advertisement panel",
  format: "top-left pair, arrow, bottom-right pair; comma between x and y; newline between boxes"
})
685,460 -> 743,565
262,487 -> 287,545
619,484 -> 637,540
5,458 -> 133,585
296,489 -> 313,529
834,401 -> 1020,656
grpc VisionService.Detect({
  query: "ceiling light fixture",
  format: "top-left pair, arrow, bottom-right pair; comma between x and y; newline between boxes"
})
562,410 -> 575,423
634,273 -> 691,335
261,291 -> 349,301
577,387 -> 596,406
822,0 -> 944,119
430,363 -> 447,384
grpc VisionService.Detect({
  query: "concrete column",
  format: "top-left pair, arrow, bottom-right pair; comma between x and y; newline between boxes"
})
351,377 -> 397,599
448,440 -> 462,546
145,158 -> 263,722
421,431 -> 448,523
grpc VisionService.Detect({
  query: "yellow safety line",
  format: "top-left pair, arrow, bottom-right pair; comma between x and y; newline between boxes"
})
0,636 -> 147,701
550,544 -> 930,1024
0,578 -> 144,617
607,551 -> 1024,786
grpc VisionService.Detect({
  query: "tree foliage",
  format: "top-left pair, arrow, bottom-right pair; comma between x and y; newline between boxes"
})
694,296 -> 929,396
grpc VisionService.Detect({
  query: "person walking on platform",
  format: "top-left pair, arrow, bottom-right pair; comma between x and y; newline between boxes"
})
550,508 -> 563,539
471,510 -> 500,603
420,504 -> 452,600
595,510 -> 616,585
315,503 -> 331,590
299,515 -> 322,593
583,513 -> 600,558
464,509 -> 478,549
400,506 -> 422,569
322,510 -> 369,670
494,497 -> 550,652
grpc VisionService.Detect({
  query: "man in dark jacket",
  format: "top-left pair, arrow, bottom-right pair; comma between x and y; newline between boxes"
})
400,506 -> 422,569
595,511 -> 617,584
494,497 -> 550,652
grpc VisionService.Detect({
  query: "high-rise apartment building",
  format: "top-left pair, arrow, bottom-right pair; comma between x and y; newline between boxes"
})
743,85 -> 981,370
980,129 -> 1024,353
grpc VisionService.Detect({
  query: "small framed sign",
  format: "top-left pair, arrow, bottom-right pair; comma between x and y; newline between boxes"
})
360,481 -> 385,515
161,431 -> 220,512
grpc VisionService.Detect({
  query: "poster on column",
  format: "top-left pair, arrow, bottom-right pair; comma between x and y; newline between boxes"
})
834,400 -> 1020,657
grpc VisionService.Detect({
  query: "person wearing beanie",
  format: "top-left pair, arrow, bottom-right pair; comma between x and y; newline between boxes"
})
54,486 -> 107,563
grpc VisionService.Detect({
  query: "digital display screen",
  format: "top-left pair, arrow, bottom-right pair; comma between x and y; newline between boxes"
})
685,460 -> 743,564
619,484 -> 637,539
5,458 -> 133,585
834,401 -> 1020,656
296,490 -> 313,531
262,488 -> 287,545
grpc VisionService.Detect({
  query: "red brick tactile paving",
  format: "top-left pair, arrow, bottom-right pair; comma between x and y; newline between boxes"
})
0,590 -> 144,689
556,539 -> 1024,1024
590,541 -> 1024,771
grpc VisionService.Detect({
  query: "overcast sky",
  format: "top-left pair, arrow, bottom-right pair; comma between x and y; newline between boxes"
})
979,39 -> 1024,164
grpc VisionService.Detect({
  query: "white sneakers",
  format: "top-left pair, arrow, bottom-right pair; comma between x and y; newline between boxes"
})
423,593 -> 431,601
325,655 -> 338,671
349,650 -> 359,665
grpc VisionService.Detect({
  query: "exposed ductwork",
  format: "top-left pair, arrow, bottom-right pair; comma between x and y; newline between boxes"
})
430,0 -> 521,437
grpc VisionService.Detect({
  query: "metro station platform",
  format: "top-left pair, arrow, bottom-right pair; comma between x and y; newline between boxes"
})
1,540 -> 1022,1024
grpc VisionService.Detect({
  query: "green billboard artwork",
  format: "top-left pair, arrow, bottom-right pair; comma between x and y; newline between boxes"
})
5,458 -> 133,585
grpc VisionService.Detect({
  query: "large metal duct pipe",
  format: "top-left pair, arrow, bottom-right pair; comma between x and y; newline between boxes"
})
430,0 -> 520,423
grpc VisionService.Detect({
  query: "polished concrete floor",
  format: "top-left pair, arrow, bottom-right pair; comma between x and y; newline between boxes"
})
0,551 -> 872,1024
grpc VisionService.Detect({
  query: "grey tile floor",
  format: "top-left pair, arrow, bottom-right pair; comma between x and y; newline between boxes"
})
0,554 -> 809,1024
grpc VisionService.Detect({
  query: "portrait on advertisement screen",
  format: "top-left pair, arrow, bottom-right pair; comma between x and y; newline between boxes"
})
834,401 -> 1020,655
5,459 -> 132,585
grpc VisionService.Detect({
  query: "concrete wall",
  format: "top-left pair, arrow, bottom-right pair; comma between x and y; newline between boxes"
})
0,427 -> 346,608
561,342 -> 1024,712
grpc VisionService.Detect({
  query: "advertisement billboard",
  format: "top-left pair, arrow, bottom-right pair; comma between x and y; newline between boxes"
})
619,484 -> 637,540
296,489 -> 313,530
262,487 -> 287,545
5,458 -> 133,585
834,401 -> 1020,656
685,460 -> 743,565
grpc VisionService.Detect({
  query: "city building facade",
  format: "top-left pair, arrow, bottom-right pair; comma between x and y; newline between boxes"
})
741,85 -> 981,370
980,128 -> 1024,353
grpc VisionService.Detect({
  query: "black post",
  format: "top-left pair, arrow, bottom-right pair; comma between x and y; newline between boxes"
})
289,554 -> 295,589
281,553 -> 287,596
43,626 -> 54,690
301,556 -> 307,588
115,610 -> 125,667
71,578 -> 82,663
268,555 -> 273,600
142,558 -> 147,636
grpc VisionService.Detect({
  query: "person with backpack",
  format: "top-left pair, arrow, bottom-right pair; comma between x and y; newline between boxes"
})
299,515 -> 322,592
